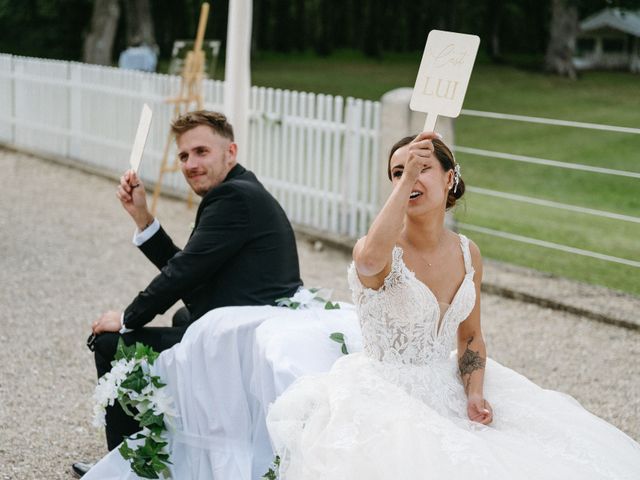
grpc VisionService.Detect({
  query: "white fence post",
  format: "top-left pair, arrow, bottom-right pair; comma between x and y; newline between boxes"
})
68,62 -> 82,160
0,54 -> 15,143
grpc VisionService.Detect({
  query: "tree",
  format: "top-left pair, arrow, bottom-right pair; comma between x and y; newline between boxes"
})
0,1 -> 92,60
123,0 -> 158,49
83,0 -> 121,65
544,0 -> 579,79
362,0 -> 383,58
485,0 -> 504,61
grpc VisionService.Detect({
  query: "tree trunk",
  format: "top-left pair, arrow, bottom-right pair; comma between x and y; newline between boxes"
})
487,0 -> 503,61
362,0 -> 382,58
122,0 -> 157,50
544,0 -> 578,79
83,0 -> 120,65
293,0 -> 307,52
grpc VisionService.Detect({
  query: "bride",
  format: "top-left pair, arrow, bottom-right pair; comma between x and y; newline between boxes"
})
266,132 -> 640,479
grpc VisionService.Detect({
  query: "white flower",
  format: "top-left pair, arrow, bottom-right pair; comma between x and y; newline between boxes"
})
290,288 -> 317,307
148,387 -> 178,418
126,390 -> 142,401
91,358 -> 137,428
139,359 -> 151,375
110,359 -> 135,384
93,373 -> 118,407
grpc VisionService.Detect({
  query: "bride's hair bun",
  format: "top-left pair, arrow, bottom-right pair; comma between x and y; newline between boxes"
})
387,135 -> 465,209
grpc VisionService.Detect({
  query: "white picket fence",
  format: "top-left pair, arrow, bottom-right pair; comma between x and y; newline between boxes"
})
0,54 -> 380,239
1,53 -> 638,274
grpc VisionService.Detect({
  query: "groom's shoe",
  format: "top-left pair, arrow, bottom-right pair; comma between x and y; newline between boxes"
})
71,462 -> 93,478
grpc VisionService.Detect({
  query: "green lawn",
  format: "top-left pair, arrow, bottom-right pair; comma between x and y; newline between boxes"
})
245,51 -> 640,296
453,66 -> 640,296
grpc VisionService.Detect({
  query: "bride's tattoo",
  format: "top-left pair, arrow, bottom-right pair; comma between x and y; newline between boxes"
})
458,336 -> 485,393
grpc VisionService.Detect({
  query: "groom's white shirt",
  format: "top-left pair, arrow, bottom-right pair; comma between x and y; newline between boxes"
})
132,218 -> 160,246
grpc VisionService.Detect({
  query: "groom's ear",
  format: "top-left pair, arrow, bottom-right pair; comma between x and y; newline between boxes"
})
226,142 -> 238,164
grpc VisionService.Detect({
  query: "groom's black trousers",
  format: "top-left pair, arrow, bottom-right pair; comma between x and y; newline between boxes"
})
94,321 -> 189,451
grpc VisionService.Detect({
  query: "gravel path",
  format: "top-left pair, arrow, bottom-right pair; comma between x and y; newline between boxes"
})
0,149 -> 638,479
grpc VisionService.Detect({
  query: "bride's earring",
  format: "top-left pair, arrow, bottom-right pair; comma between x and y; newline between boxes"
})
453,164 -> 461,193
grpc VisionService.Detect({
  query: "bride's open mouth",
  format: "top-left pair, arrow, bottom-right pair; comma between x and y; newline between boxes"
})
409,191 -> 423,200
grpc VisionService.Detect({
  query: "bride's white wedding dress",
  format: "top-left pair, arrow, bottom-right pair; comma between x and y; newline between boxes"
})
266,235 -> 640,479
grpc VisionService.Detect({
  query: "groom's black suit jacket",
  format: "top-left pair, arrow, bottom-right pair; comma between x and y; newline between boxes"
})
122,164 -> 302,330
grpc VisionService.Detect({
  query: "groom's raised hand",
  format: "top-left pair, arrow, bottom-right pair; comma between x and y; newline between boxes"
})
92,310 -> 123,335
116,169 -> 154,231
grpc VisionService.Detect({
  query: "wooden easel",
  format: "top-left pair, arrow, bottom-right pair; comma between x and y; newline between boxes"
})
151,2 -> 210,215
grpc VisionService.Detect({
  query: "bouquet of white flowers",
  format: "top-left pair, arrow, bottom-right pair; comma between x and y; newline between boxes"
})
92,339 -> 177,479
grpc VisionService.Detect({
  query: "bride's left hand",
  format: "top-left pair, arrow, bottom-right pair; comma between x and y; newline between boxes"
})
467,395 -> 493,425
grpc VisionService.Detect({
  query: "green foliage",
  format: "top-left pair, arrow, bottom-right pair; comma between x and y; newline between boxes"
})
275,298 -> 302,309
151,376 -> 167,389
120,366 -> 149,392
330,332 -> 349,355
324,301 -> 341,310
112,338 -> 173,479
310,288 -> 342,310
119,435 -> 171,479
0,0 -> 619,63
116,340 -> 160,365
139,410 -> 165,429
262,455 -> 281,480
0,0 -> 92,60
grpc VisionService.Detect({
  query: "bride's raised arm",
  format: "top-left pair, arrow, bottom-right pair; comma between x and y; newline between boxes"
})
456,242 -> 493,425
353,131 -> 440,289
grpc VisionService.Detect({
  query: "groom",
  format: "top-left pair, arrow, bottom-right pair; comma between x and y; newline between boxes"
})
84,111 -> 302,461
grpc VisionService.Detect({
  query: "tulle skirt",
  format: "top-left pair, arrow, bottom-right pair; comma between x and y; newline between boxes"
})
267,352 -> 640,480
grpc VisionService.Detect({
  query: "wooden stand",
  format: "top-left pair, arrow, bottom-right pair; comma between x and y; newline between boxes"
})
151,2 -> 210,215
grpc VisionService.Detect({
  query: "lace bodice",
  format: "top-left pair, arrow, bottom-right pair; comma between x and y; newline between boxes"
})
347,234 -> 476,366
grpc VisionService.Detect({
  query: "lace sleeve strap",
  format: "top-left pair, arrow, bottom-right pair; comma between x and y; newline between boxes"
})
458,234 -> 474,275
383,246 -> 406,289
347,246 -> 406,298
347,262 -> 364,297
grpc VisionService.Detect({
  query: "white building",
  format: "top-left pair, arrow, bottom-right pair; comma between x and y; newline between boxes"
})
574,8 -> 640,73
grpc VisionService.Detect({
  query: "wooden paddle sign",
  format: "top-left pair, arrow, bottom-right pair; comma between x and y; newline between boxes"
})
410,30 -> 480,132
129,103 -> 153,173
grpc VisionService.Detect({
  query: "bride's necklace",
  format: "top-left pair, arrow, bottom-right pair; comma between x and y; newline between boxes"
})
413,249 -> 435,267
419,251 -> 438,268
405,232 -> 446,269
